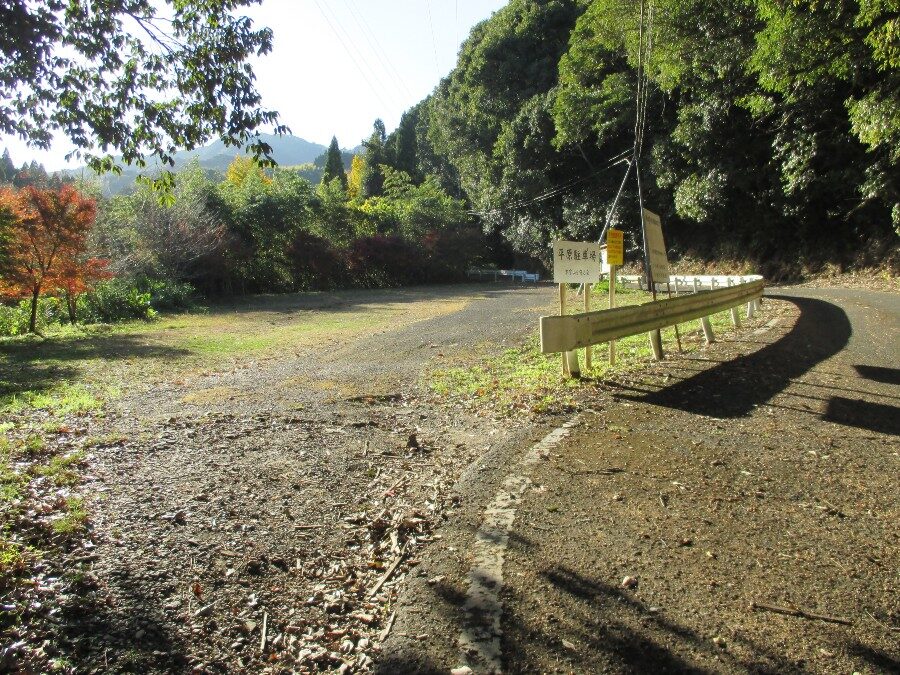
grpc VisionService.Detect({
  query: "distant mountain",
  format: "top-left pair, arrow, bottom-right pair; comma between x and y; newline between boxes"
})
64,134 -> 352,196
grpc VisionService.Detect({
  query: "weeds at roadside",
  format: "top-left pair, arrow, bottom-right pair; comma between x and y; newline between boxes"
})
429,285 -> 748,415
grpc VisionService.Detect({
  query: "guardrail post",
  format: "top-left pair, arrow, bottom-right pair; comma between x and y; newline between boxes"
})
728,279 -> 741,327
609,266 -> 617,366
583,283 -> 592,371
693,278 -> 715,344
746,300 -> 755,319
559,283 -> 568,377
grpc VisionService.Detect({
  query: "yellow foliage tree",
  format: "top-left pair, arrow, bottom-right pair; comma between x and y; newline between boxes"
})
347,154 -> 365,201
225,155 -> 271,187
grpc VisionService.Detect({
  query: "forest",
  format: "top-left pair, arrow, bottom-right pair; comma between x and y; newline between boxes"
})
1,0 -> 897,335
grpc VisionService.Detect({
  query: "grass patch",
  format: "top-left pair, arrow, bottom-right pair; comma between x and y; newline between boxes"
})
33,451 -> 85,487
52,497 -> 88,534
1,382 -> 111,417
430,284 -> 748,412
0,458 -> 27,502
0,539 -> 27,577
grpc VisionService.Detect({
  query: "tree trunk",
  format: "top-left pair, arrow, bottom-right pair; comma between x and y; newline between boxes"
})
66,291 -> 77,324
29,287 -> 40,333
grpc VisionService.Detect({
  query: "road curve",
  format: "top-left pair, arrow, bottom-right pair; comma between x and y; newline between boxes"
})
378,286 -> 899,674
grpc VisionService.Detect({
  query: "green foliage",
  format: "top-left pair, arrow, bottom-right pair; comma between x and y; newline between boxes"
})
76,280 -> 156,324
321,136 -> 348,189
358,168 -> 469,240
0,0 -> 285,180
0,297 -> 66,336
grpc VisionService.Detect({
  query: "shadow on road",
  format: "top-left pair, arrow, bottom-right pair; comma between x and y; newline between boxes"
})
615,295 -> 853,418
824,396 -> 900,436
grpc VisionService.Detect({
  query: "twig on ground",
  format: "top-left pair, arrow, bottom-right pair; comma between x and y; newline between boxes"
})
369,547 -> 407,599
865,610 -> 900,633
260,610 -> 268,652
750,601 -> 852,626
379,611 -> 397,643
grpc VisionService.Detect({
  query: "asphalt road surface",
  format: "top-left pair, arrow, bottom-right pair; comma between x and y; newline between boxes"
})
379,286 -> 899,674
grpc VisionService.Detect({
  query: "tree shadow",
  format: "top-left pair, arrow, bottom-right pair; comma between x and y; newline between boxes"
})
0,333 -> 193,400
614,295 -> 852,417
379,526 -> 797,674
54,572 -> 190,674
200,283 -> 542,318
823,397 -> 900,436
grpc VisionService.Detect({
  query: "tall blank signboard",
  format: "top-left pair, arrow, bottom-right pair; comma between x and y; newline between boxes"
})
642,209 -> 670,282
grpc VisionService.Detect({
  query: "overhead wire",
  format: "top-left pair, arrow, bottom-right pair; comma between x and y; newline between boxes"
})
344,0 -> 415,100
424,0 -> 441,79
311,0 -> 393,113
468,148 -> 633,217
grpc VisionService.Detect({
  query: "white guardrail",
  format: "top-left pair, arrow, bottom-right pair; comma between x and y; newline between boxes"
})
468,268 -> 541,283
540,274 -> 764,356
619,273 -> 763,292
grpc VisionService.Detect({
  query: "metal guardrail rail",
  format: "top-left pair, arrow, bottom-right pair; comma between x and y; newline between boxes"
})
468,268 -> 541,283
619,274 -> 764,292
540,277 -> 764,354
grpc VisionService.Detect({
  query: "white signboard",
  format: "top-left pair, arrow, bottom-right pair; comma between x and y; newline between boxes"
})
642,209 -> 670,282
600,246 -> 610,275
552,240 -> 602,284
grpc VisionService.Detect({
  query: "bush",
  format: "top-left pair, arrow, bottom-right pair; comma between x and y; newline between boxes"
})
347,235 -> 428,287
0,297 -> 66,336
288,230 -> 347,290
77,279 -> 156,323
139,278 -> 197,311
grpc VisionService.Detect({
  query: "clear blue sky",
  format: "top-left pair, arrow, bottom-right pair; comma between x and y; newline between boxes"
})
1,0 -> 508,171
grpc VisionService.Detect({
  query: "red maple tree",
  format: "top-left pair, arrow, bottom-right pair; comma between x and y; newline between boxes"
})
0,185 -> 98,333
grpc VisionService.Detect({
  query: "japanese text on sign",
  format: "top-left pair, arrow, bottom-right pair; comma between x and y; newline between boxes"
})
606,228 -> 624,266
552,240 -> 602,284
642,209 -> 670,281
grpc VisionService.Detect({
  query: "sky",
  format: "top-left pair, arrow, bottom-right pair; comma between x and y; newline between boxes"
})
1,0 -> 509,171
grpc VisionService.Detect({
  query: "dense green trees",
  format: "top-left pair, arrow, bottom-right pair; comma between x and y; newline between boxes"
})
322,137 -> 348,189
397,0 -> 898,275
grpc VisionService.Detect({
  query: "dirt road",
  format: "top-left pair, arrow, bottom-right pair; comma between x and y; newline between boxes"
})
5,283 -> 896,674
379,287 -> 899,674
22,284 -> 561,674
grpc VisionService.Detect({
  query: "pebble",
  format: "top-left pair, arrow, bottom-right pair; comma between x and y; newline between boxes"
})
621,576 -> 638,589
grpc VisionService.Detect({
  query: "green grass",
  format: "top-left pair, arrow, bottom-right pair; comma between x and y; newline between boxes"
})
33,451 -> 85,487
1,382 -> 110,417
52,497 -> 88,534
429,284 -> 748,412
0,539 -> 27,576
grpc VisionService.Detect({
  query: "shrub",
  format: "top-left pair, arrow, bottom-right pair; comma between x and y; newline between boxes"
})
347,235 -> 428,287
0,297 -> 66,336
288,230 -> 347,290
139,278 -> 197,311
77,279 -> 156,323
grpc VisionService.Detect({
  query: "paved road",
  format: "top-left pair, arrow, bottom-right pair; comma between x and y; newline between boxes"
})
379,287 -> 899,674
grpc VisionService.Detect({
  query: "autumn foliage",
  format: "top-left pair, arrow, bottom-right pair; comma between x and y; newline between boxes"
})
0,186 -> 103,332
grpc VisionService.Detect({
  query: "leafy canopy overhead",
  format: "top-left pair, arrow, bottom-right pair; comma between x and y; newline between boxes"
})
0,0 -> 285,176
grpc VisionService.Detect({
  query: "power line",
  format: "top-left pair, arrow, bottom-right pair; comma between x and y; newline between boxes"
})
424,0 -> 441,79
468,149 -> 633,217
344,0 -> 415,101
312,0 -> 393,114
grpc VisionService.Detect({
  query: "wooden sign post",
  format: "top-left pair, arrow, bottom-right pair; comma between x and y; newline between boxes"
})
583,282 -> 592,370
552,240 -> 602,378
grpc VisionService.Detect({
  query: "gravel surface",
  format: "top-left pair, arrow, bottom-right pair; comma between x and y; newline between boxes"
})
4,283 -> 897,674
3,283 -> 559,674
